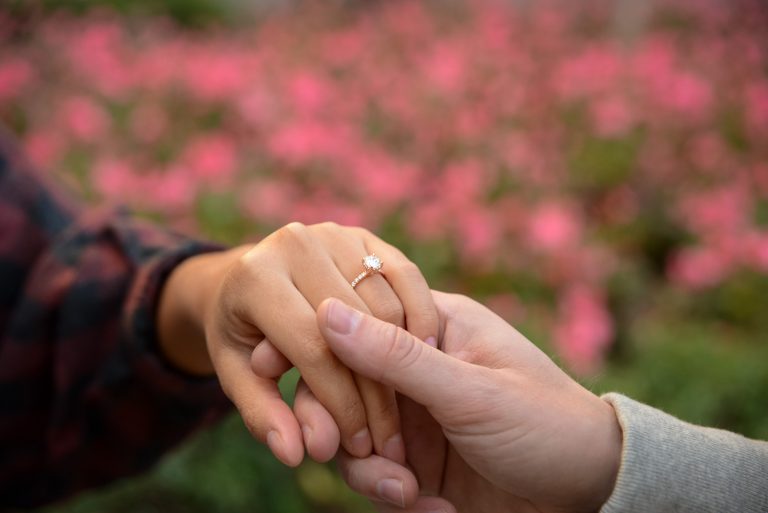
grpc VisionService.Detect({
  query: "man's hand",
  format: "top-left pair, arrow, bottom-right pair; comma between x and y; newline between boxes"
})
314,292 -> 622,513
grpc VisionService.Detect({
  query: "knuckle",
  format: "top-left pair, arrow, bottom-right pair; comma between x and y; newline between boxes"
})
409,306 -> 439,335
300,338 -> 336,370
284,221 -> 307,233
339,397 -> 365,425
316,221 -> 340,231
403,260 -> 424,278
275,221 -> 311,248
372,395 -> 399,421
394,259 -> 421,277
236,249 -> 272,283
350,226 -> 372,239
380,325 -> 422,377
374,298 -> 405,327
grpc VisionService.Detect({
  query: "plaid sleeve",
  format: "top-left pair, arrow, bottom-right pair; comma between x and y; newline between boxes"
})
0,131 -> 232,509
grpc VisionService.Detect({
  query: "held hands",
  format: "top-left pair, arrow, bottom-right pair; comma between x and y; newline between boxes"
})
158,223 -> 622,513
317,292 -> 622,513
157,222 -> 437,466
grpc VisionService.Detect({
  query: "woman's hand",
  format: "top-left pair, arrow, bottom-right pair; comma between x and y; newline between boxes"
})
156,222 -> 438,467
315,292 -> 622,513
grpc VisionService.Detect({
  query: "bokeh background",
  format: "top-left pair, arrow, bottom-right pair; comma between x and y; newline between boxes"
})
2,0 -> 768,511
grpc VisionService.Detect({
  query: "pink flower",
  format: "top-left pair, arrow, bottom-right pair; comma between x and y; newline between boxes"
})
290,192 -> 365,227
663,72 -> 713,120
239,180 -> 298,224
93,158 -> 136,200
526,202 -> 582,253
457,206 -> 500,264
0,58 -> 34,103
554,285 -> 613,374
745,81 -> 768,135
321,27 -> 365,67
423,43 -> 467,95
676,186 -> 748,237
237,89 -> 278,127
58,96 -> 109,143
268,120 -> 351,166
288,71 -> 331,114
440,159 -> 488,208
407,200 -> 450,241
183,49 -> 250,102
349,152 -> 418,207
590,96 -> 634,137
554,45 -> 621,100
180,134 -> 238,188
686,132 -> 728,174
66,21 -> 133,98
742,232 -> 768,273
23,130 -> 65,169
147,168 -> 196,211
667,246 -> 730,290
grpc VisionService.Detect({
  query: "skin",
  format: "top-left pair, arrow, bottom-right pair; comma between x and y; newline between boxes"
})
309,292 -> 623,513
155,222 -> 438,467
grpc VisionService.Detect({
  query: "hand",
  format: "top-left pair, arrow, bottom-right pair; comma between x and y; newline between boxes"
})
156,222 -> 438,467
315,292 -> 622,513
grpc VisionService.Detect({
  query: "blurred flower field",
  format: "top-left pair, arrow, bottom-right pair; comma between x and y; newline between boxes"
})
2,0 -> 768,511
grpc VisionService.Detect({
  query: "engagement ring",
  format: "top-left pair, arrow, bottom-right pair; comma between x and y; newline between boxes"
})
351,254 -> 383,289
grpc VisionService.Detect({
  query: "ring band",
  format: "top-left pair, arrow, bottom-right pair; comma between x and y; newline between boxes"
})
351,254 -> 383,289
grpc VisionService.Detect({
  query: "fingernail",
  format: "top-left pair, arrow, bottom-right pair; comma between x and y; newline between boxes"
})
301,425 -> 313,448
267,430 -> 282,459
376,478 -> 405,507
424,336 -> 437,348
326,299 -> 362,335
350,427 -> 372,456
383,433 -> 406,464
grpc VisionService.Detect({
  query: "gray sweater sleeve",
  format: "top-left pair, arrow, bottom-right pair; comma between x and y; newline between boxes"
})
599,393 -> 768,513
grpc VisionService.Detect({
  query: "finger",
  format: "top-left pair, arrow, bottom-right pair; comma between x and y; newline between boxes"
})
397,394 -> 447,495
311,226 -> 405,463
317,298 -> 470,410
241,248 -> 372,458
250,339 -> 293,379
357,230 -> 439,344
375,496 -> 458,513
337,451 -> 420,508
294,378 -> 341,463
213,340 -> 304,467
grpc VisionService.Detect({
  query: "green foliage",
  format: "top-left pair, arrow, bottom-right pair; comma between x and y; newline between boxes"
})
24,0 -> 231,26
593,316 -> 768,440
569,133 -> 642,192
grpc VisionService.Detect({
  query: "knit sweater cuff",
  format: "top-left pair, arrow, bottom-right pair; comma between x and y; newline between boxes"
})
599,393 -> 768,513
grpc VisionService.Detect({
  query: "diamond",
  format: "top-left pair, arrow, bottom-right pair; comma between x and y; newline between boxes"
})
363,254 -> 382,271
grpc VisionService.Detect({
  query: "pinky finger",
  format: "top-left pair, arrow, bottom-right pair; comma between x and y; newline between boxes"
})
251,338 -> 293,378
294,378 -> 341,463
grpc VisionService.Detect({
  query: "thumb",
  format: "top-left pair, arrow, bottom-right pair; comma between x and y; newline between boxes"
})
317,297 -> 467,408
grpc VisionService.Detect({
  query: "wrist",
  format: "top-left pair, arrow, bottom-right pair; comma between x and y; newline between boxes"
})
157,246 -> 247,376
580,397 -> 622,513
